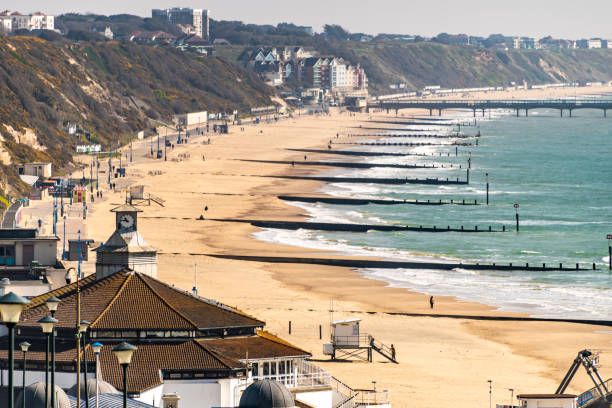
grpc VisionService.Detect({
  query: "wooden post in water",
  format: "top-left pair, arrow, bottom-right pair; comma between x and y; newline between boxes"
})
289,321 -> 292,334
486,173 -> 489,205
514,204 -> 520,232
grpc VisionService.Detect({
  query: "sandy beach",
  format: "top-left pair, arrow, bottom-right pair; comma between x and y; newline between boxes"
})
41,86 -> 612,408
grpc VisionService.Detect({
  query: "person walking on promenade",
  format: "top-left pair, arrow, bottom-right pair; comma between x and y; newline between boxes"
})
429,296 -> 434,309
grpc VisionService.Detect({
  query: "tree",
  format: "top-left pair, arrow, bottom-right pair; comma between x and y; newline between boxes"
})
323,24 -> 349,41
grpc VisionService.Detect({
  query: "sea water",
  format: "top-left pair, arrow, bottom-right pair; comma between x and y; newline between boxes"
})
255,109 -> 612,319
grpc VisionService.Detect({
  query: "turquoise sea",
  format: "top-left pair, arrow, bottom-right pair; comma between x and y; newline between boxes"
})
255,108 -> 612,319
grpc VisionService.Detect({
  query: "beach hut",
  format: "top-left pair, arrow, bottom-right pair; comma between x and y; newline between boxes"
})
323,318 -> 398,364
72,186 -> 87,203
331,318 -> 362,347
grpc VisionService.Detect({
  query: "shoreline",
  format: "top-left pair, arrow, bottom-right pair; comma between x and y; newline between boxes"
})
66,86 -> 612,407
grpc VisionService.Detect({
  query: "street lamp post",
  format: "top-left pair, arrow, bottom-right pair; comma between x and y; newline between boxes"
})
38,315 -> 57,408
60,179 -> 64,217
80,320 -> 91,408
63,215 -> 67,260
92,342 -> 103,408
113,342 -> 137,408
53,191 -> 57,236
509,388 -> 515,407
46,296 -> 61,408
19,341 -> 30,408
488,380 -> 493,408
0,292 -> 30,408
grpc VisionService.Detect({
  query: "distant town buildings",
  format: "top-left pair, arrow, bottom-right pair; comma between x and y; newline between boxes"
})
152,7 -> 210,39
0,10 -> 54,33
239,46 -> 368,94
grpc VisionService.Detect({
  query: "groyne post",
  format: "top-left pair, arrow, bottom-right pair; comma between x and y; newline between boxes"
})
289,321 -> 292,334
514,204 -> 520,232
486,173 -> 489,205
467,169 -> 470,184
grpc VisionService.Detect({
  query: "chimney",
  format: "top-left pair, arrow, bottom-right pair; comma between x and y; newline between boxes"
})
0,278 -> 10,296
162,393 -> 180,408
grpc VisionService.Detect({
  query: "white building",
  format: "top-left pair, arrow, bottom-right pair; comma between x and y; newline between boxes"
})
517,394 -> 577,408
152,7 -> 210,39
330,58 -> 349,89
577,39 -> 602,49
104,26 -> 113,40
0,11 -> 54,32
16,162 -> 52,178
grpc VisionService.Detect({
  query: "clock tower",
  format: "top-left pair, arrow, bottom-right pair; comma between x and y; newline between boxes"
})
95,204 -> 158,279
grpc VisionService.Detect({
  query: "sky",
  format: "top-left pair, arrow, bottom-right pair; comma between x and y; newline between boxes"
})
5,0 -> 612,39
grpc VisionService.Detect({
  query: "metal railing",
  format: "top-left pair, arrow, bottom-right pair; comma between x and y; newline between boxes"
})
332,376 -> 356,408
251,360 -> 331,389
354,390 -> 391,406
332,334 -> 373,348
376,99 -> 612,105
578,378 -> 612,407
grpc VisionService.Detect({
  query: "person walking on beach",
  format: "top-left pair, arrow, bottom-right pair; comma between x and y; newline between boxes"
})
429,296 -> 434,309
390,344 -> 396,361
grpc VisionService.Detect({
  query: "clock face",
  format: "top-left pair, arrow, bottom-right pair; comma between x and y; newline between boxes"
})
119,214 -> 135,229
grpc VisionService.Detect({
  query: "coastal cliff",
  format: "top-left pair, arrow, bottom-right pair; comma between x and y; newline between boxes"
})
319,42 -> 612,94
0,36 -> 273,197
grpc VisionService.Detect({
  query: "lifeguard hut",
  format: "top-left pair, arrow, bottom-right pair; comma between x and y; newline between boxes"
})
323,318 -> 398,364
128,185 -> 165,207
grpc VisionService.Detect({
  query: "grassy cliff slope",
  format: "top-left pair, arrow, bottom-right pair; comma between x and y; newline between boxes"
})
0,36 -> 273,196
323,42 -> 612,94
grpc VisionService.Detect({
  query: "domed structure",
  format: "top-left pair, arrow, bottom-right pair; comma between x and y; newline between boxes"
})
16,382 -> 71,408
239,379 -> 296,408
68,378 -> 119,398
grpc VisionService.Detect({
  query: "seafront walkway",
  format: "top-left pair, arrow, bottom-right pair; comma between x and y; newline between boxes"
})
369,98 -> 612,117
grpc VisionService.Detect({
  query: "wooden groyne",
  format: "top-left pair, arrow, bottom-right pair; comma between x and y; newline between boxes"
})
336,141 -> 473,147
237,159 -> 437,169
211,218 -> 504,233
206,254 -> 597,273
259,175 -> 468,185
368,120 -> 458,126
278,195 -> 480,206
346,133 -> 469,139
356,127 -> 464,133
287,149 -> 428,157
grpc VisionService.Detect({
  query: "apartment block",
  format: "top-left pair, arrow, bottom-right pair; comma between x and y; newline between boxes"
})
152,7 -> 210,39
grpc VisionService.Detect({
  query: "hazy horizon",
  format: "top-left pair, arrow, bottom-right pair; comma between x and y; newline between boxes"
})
4,0 -> 612,39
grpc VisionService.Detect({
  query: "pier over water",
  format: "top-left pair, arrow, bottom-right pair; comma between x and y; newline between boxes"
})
369,98 -> 612,117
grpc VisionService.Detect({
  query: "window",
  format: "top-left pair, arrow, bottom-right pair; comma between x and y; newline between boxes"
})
270,362 -> 276,376
263,362 -> 269,376
279,361 -> 286,375
252,362 -> 259,376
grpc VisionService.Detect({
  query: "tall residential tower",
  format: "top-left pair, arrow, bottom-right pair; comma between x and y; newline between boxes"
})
152,7 -> 210,39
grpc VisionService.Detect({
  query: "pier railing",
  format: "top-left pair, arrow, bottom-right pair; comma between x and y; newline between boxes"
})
577,378 -> 612,407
